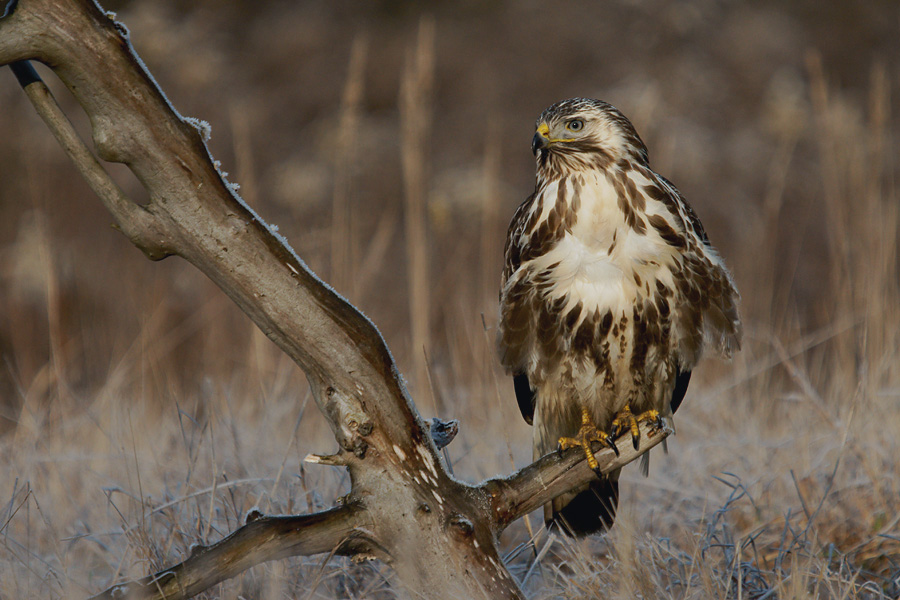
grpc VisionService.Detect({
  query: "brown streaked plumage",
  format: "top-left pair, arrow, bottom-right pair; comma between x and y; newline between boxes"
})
498,98 -> 742,536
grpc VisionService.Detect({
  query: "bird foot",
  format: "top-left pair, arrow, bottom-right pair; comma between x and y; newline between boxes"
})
558,407 -> 619,475
611,405 -> 665,450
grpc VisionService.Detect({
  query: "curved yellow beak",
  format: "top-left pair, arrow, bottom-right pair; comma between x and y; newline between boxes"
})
532,122 -> 550,155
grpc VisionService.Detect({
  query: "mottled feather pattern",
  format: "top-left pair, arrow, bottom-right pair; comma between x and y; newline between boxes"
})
498,98 -> 741,536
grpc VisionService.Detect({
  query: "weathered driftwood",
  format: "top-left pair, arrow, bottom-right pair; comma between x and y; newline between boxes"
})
0,1 -> 671,598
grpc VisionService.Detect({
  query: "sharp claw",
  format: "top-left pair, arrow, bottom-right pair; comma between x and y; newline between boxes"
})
632,434 -> 640,451
556,443 -> 564,458
606,437 -> 620,457
591,463 -> 603,477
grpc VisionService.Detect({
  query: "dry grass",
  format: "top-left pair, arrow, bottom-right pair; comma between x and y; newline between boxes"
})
1,2 -> 899,598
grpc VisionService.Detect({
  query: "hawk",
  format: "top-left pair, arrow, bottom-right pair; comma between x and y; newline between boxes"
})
498,98 -> 741,536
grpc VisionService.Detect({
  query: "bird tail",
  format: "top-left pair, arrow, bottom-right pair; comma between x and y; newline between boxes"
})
546,473 -> 619,537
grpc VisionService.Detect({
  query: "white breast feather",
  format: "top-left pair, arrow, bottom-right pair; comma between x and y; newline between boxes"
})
527,173 -> 681,330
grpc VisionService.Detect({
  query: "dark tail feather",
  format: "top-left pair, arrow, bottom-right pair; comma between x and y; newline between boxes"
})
549,478 -> 619,537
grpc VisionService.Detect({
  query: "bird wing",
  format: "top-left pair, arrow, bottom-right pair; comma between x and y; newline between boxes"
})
500,193 -> 534,287
653,174 -> 743,360
670,369 -> 692,414
499,193 -> 540,426
513,372 -> 535,425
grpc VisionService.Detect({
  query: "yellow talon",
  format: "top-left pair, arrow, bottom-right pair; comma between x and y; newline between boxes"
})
612,405 -> 664,450
558,407 -> 620,475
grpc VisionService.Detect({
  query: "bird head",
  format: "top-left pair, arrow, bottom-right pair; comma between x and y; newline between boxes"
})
532,98 -> 649,178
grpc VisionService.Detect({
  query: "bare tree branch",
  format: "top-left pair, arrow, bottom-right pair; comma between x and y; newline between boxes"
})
2,0 -> 434,489
487,420 -> 671,532
1,1 -> 672,598
8,60 -> 173,259
88,505 -> 368,600
83,422 -> 668,600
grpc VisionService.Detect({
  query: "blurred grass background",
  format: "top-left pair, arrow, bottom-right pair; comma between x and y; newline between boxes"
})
1,0 -> 899,597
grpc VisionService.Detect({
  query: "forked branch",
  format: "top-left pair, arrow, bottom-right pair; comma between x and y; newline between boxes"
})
86,421 -> 668,600
89,505 -> 367,600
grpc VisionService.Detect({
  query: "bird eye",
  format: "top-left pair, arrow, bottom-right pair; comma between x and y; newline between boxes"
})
567,119 -> 584,131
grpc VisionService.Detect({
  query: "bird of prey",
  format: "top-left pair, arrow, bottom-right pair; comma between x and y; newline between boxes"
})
498,98 -> 741,536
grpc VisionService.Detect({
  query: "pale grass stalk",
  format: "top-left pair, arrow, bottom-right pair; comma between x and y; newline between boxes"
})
759,129 -> 800,331
479,120 -> 502,309
353,202 -> 400,298
421,347 -> 444,421
267,391 -> 309,501
400,16 -> 435,396
806,51 -> 852,316
229,103 -> 259,209
30,201 -> 68,408
331,34 -> 367,296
